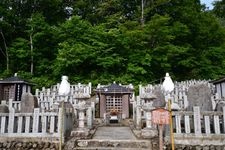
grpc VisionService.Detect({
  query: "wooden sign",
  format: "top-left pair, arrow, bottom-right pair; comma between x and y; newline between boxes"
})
152,108 -> 170,125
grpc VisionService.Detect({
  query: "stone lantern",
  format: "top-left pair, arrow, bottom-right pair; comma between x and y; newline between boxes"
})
141,93 -> 158,138
71,89 -> 91,137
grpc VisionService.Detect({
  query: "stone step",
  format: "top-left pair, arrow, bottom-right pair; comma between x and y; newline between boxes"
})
74,147 -> 149,150
75,139 -> 152,149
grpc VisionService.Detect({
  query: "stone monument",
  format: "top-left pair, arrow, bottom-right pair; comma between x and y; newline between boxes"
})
21,93 -> 38,113
152,86 -> 166,108
187,84 -> 213,111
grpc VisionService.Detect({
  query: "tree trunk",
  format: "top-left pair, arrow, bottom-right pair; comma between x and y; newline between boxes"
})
0,31 -> 9,71
30,27 -> 34,75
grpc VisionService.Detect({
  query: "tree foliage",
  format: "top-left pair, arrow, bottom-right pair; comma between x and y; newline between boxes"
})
0,0 -> 225,88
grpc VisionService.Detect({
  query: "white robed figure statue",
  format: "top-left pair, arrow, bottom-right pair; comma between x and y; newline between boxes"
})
58,76 -> 70,100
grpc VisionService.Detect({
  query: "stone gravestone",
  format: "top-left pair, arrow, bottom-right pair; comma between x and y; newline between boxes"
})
21,93 -> 38,113
0,100 -> 9,113
187,84 -> 212,111
152,87 -> 166,108
215,101 -> 225,111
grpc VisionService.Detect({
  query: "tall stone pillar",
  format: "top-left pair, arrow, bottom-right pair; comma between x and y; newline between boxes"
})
87,106 -> 93,129
136,106 -> 142,129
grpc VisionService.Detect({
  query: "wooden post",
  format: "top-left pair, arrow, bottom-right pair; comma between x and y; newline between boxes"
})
168,99 -> 175,150
159,124 -> 163,150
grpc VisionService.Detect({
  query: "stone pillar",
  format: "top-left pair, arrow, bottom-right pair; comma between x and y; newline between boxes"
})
17,116 -> 23,133
8,108 -> 15,133
78,108 -> 85,128
1,116 -> 6,133
32,108 -> 40,133
184,115 -> 190,133
193,106 -> 201,134
136,96 -> 142,129
204,115 -> 210,134
91,102 -> 95,120
87,106 -> 92,129
214,115 -> 220,134
133,101 -> 136,122
145,111 -> 152,128
136,106 -> 142,129
25,116 -> 31,133
141,108 -> 158,138
175,115 -> 181,133
50,115 -> 55,133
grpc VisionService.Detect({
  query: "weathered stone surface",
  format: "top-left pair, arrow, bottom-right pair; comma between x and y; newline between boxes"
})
0,141 -> 59,150
187,84 -> 213,111
44,142 -> 50,148
203,146 -> 210,150
164,144 -> 225,150
32,143 -> 37,148
20,93 -> 38,113
0,104 -> 9,113
141,128 -> 158,139
77,140 -> 88,147
215,101 -> 225,111
59,101 -> 74,113
152,87 -> 166,108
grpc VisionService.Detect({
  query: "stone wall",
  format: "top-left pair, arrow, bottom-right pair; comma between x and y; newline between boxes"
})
0,141 -> 60,150
165,144 -> 225,150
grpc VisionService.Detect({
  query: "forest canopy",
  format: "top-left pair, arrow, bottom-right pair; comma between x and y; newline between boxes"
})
0,0 -> 225,88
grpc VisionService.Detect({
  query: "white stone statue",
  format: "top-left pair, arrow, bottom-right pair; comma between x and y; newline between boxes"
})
58,76 -> 70,96
162,73 -> 174,93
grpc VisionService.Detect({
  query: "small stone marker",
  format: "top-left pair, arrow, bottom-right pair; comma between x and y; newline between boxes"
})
21,93 -> 38,113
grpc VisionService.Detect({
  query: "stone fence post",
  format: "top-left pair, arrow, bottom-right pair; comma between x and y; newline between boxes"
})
193,107 -> 201,134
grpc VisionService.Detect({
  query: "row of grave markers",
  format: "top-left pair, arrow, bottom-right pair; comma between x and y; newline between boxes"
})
35,83 -> 92,111
0,108 -> 73,140
172,106 -> 225,135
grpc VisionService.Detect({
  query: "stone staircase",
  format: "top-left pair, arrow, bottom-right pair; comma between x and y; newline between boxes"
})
65,139 -> 154,150
64,123 -> 159,150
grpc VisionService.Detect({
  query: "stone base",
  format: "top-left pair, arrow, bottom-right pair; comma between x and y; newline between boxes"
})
70,128 -> 90,138
141,128 -> 158,139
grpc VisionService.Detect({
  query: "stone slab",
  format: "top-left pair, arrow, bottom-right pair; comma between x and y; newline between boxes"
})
93,127 -> 136,140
